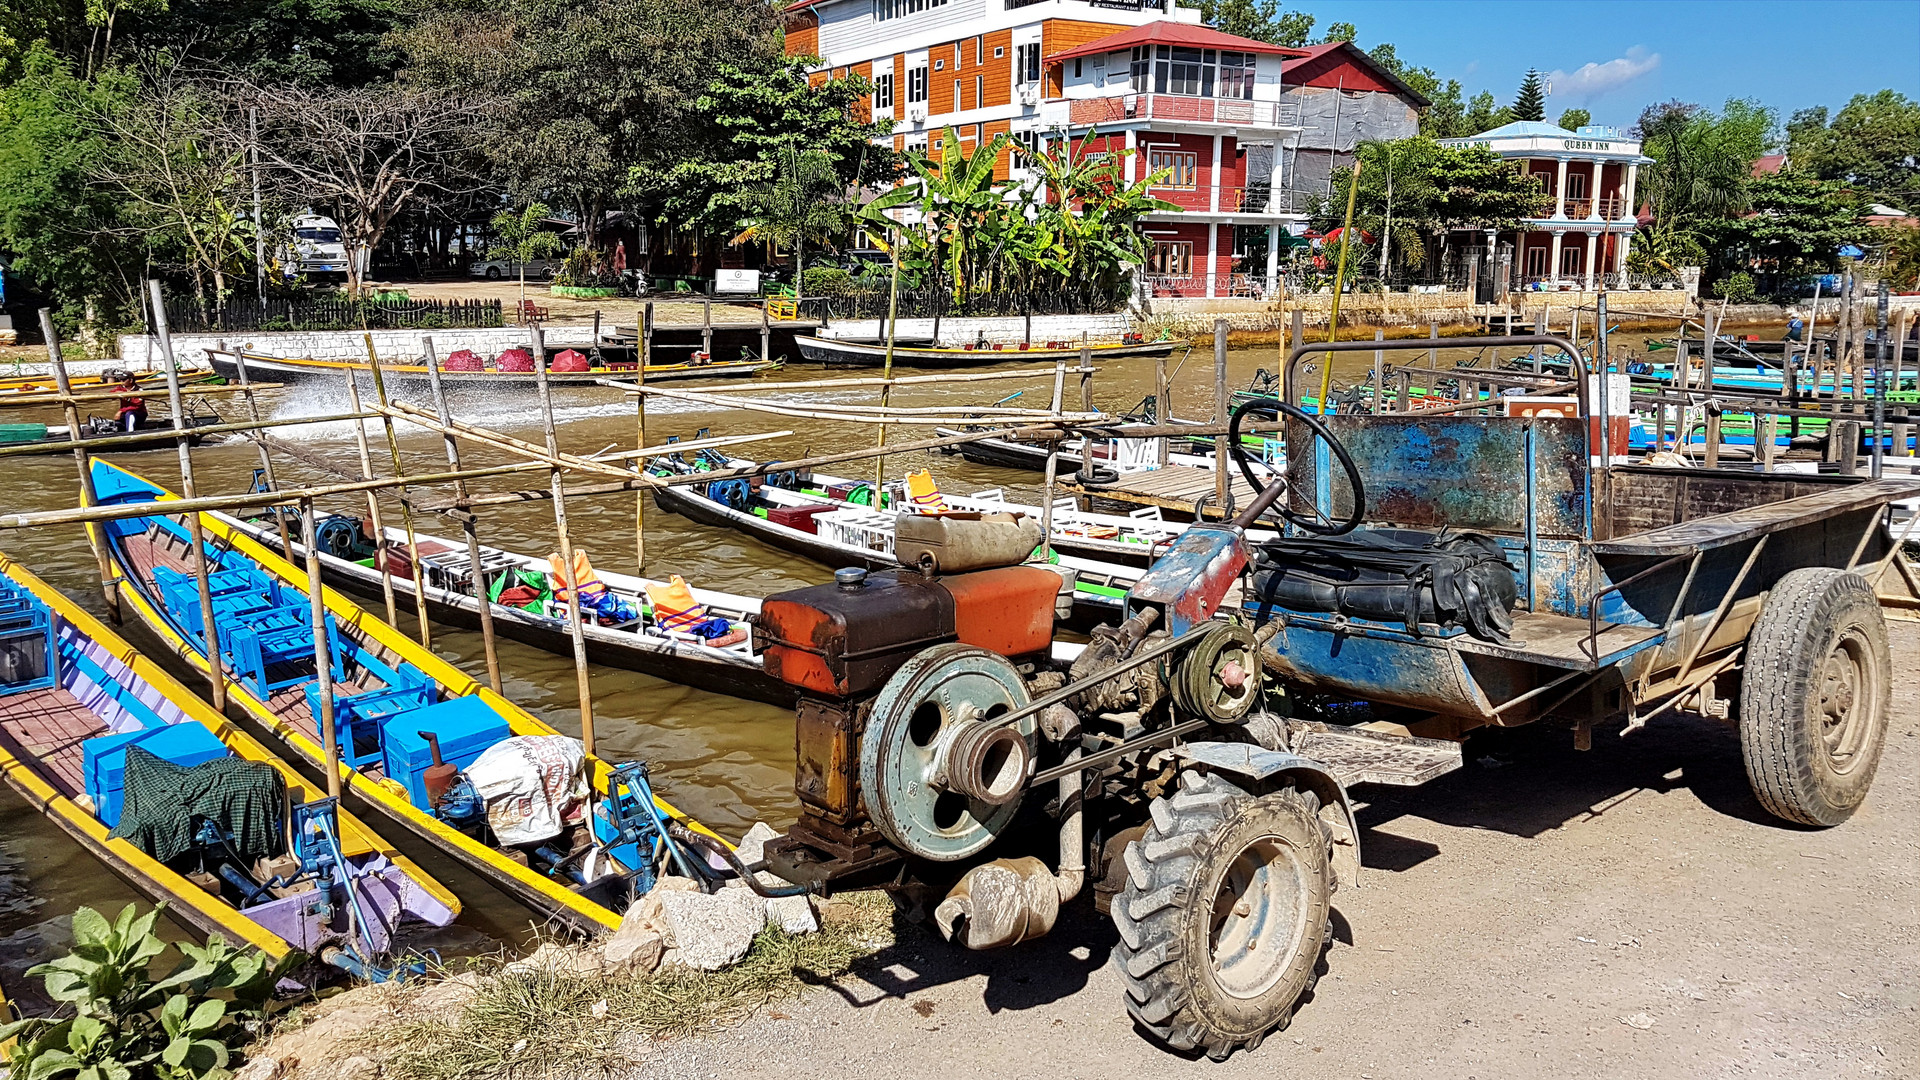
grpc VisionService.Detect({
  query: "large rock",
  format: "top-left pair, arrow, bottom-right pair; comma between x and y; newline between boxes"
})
734,822 -> 819,935
655,887 -> 765,971
231,1056 -> 284,1080
601,925 -> 664,973
337,1057 -> 380,1080
412,971 -> 483,1014
627,875 -> 701,946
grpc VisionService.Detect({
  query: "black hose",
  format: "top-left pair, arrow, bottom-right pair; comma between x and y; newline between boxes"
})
1228,396 -> 1366,536
665,822 -> 813,898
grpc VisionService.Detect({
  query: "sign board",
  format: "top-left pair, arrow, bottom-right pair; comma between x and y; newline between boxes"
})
715,268 -> 761,294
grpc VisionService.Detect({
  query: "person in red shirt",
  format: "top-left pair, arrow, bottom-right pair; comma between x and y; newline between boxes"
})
111,371 -> 147,431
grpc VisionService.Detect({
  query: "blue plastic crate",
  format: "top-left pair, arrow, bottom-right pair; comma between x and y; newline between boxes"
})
82,722 -> 229,827
381,696 -> 511,810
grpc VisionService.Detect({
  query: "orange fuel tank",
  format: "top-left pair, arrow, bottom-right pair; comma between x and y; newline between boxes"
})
940,566 -> 1062,659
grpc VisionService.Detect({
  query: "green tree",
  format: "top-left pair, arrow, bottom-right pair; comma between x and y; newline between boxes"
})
1635,97 -> 1773,264
730,147 -> 847,304
1557,107 -> 1591,132
1320,21 -> 1356,43
1462,90 -> 1510,136
1703,172 -> 1868,287
1183,0 -> 1314,46
489,202 -> 565,310
1787,90 -> 1920,207
658,58 -> 897,234
1419,78 -> 1468,138
0,43 -> 147,337
1511,69 -> 1546,122
396,0 -> 781,247
1313,138 -> 1547,281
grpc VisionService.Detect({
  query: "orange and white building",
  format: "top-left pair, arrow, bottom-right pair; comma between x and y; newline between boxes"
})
783,1 -> 1425,298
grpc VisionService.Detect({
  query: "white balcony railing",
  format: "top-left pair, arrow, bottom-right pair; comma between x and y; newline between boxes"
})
1066,94 -> 1301,130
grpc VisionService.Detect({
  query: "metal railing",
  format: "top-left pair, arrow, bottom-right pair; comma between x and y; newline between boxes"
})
1143,185 -> 1297,214
1065,94 -> 1301,129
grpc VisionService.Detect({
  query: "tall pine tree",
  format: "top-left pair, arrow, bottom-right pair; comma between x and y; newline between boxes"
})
1512,69 -> 1547,122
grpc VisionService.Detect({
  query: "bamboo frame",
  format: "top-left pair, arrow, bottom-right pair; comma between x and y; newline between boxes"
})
41,310 -> 121,624
423,337 -> 504,695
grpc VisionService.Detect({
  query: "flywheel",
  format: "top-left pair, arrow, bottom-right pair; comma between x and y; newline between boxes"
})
1173,622 -> 1260,723
860,643 -> 1036,861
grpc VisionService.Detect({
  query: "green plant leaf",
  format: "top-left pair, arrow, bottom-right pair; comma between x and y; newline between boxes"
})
69,908 -> 112,949
184,999 -> 225,1035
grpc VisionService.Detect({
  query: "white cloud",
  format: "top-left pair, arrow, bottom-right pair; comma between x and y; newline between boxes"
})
1547,46 -> 1661,104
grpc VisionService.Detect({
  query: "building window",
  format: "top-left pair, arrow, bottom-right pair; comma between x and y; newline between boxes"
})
952,78 -> 960,111
1130,46 -> 1151,91
975,36 -> 983,64
1011,128 -> 1041,160
907,65 -> 928,103
1218,52 -> 1254,100
1148,241 -> 1193,276
873,0 -> 947,21
934,58 -> 944,71
874,72 -> 895,109
975,75 -> 982,109
994,46 -> 1005,58
1015,43 -> 1041,85
1074,58 -> 1083,78
1148,150 -> 1198,189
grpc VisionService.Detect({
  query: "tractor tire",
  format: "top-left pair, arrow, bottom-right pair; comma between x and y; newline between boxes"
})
1112,772 -> 1332,1060
1738,567 -> 1891,827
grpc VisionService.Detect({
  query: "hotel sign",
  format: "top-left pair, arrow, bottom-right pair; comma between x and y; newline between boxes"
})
1563,139 -> 1614,151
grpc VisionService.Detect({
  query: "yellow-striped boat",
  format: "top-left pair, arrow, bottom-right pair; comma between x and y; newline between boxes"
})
88,461 -> 717,935
0,367 -> 222,409
0,551 -> 459,981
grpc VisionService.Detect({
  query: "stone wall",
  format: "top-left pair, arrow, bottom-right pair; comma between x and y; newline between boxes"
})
1144,288 -> 1738,337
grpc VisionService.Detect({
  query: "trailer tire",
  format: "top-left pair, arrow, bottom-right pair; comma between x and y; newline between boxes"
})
1738,567 -> 1890,827
1112,772 -> 1332,1060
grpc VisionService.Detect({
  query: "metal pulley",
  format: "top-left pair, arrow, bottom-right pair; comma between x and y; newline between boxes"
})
1172,622 -> 1260,723
859,643 -> 1036,861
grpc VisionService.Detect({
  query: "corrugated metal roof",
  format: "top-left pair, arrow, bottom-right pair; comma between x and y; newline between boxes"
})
1046,22 -> 1311,63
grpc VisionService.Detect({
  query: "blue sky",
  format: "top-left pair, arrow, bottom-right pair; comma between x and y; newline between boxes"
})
1303,0 -> 1920,127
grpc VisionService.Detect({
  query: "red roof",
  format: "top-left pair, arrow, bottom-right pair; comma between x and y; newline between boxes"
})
1752,153 -> 1787,177
1280,41 -> 1428,106
1047,22 -> 1311,63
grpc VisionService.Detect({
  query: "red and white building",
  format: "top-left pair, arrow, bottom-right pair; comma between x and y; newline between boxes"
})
1439,121 -> 1652,291
782,1 -> 1425,297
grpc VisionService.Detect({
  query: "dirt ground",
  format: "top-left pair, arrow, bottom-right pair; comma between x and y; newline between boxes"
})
649,624 -> 1920,1080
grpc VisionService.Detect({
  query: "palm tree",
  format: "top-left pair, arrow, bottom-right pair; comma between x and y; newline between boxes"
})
490,203 -> 565,313
733,147 -> 847,304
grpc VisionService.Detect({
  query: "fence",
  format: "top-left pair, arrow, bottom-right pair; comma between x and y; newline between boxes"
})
160,295 -> 504,333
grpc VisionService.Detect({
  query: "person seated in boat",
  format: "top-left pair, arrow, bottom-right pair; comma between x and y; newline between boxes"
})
111,370 -> 147,431
547,549 -> 639,626
644,574 -> 747,647
1786,312 -> 1805,344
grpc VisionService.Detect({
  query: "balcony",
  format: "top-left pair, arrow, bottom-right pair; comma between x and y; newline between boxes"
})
1061,94 -> 1301,130
1144,185 -> 1297,216
1538,195 -> 1629,222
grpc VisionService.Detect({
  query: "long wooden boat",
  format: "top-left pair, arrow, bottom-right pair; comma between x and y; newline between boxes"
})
647,455 -> 1144,621
0,368 -> 223,409
214,512 -> 793,708
89,461 -> 719,936
794,335 -> 1180,368
0,413 -> 225,456
934,426 -> 1221,473
210,348 -> 780,388
0,550 -> 459,981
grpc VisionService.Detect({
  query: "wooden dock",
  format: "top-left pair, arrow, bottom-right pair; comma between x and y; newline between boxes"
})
1062,463 -> 1262,520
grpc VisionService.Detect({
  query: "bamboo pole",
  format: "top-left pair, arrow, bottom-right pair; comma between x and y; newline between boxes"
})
637,300 -> 651,572
342,369 -> 402,628
364,336 -> 433,648
1316,157 -> 1362,413
875,244 -> 903,495
1214,318 -> 1230,509
607,366 -> 1070,395
422,338 -> 503,695
1039,356 -> 1067,561
535,352 -> 595,756
301,499 -> 342,800
0,409 -> 381,460
383,401 -> 642,480
616,385 -> 1099,423
146,280 -> 226,713
1156,350 -> 1171,467
1874,279 -> 1889,479
0,380 -> 283,409
228,342 -> 294,560
41,310 -> 120,623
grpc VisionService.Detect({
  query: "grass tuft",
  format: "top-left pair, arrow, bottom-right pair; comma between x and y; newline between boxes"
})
376,893 -> 895,1080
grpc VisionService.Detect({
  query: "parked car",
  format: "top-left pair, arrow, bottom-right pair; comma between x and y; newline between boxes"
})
469,258 -> 562,281
283,213 -> 350,278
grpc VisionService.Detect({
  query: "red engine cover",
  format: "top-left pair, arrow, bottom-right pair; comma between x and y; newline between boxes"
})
941,566 -> 1060,659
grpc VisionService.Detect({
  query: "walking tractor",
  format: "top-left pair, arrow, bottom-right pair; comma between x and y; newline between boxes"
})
750,333 -> 1919,1059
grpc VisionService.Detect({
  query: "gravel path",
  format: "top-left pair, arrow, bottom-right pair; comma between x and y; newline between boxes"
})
651,623 -> 1920,1080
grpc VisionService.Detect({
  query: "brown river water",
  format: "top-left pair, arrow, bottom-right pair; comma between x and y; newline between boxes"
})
0,336 -> 1516,972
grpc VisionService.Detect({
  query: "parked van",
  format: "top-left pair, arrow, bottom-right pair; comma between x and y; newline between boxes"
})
284,213 -> 349,277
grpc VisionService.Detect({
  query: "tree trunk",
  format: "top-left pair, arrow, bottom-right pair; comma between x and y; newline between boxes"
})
794,235 -> 804,305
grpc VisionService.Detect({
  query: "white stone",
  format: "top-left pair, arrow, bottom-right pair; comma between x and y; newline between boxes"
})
734,822 -> 819,935
601,926 -> 664,973
655,887 -> 765,971
501,941 -> 574,976
231,1055 -> 284,1080
412,971 -> 483,1014
337,1056 -> 381,1080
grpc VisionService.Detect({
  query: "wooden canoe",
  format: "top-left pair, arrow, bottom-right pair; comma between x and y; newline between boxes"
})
209,349 -> 780,388
794,335 -> 1179,368
0,551 -> 459,979
89,461 -> 722,936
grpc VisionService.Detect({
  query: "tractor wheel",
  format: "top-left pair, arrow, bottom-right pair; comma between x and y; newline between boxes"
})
1739,567 -> 1891,826
1112,772 -> 1332,1060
